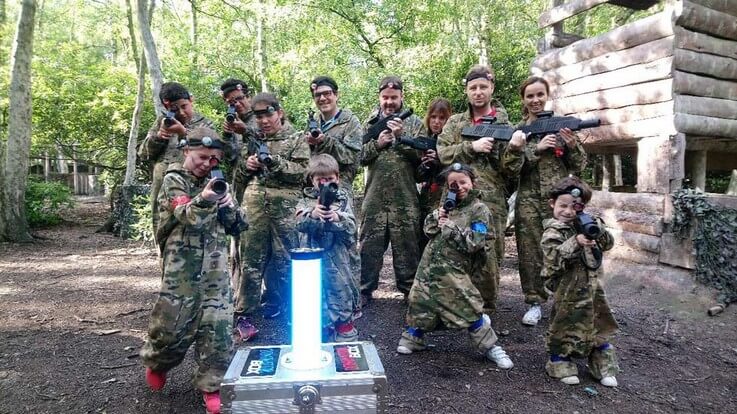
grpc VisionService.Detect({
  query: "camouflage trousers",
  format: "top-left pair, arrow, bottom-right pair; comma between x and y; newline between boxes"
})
515,195 -> 550,304
140,251 -> 234,392
546,280 -> 619,359
473,193 -> 506,313
546,344 -> 620,380
359,210 -> 420,296
323,252 -> 360,326
404,266 -> 498,353
418,183 -> 443,254
236,188 -> 301,315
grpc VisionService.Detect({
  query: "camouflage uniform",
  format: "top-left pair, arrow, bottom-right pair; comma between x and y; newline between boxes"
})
416,132 -> 443,254
401,190 -> 498,352
235,123 -> 311,315
139,113 -> 237,241
515,121 -> 587,305
540,218 -> 619,380
359,108 -> 424,296
308,109 -> 363,292
436,102 -> 524,311
140,163 -> 240,392
230,111 -> 260,204
227,111 -> 260,292
295,187 -> 359,327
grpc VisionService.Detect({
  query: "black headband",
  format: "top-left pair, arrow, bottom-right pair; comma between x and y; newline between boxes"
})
550,185 -> 583,199
379,81 -> 403,92
253,104 -> 280,116
310,78 -> 338,93
441,162 -> 476,180
179,136 -> 225,150
220,83 -> 249,97
462,72 -> 495,85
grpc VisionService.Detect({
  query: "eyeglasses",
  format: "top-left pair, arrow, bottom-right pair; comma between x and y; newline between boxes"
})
226,95 -> 247,105
313,90 -> 334,99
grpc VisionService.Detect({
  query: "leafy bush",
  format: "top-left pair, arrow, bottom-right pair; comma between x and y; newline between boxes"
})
25,179 -> 75,227
130,193 -> 154,244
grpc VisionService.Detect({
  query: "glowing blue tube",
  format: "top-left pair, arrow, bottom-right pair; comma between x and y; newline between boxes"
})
288,248 -> 324,370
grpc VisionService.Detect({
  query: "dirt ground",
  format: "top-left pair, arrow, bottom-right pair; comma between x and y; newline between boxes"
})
1,197 -> 735,414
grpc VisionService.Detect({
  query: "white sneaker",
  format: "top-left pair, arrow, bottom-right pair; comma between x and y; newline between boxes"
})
522,304 -> 542,326
600,376 -> 618,387
486,345 -> 514,369
561,375 -> 580,385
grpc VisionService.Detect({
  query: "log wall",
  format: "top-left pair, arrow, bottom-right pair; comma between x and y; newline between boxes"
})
532,0 -> 737,268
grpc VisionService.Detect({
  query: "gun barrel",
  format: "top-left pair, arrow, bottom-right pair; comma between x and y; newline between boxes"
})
578,118 -> 601,129
362,108 -> 414,143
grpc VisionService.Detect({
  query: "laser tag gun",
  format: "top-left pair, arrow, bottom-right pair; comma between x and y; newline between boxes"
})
162,109 -> 177,127
443,183 -> 459,212
307,110 -> 320,138
362,108 -> 414,144
574,209 -> 604,270
574,211 -> 602,240
318,182 -> 339,208
225,104 -> 238,124
209,167 -> 228,196
397,135 -> 437,151
461,111 -> 600,154
247,131 -> 274,167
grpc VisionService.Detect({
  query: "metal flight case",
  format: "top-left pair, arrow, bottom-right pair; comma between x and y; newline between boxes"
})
221,341 -> 387,413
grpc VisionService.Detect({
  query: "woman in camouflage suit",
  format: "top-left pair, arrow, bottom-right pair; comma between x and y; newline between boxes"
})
514,77 -> 587,327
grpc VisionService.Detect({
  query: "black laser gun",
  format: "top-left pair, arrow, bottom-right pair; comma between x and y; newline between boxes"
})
362,108 -> 414,144
443,183 -> 459,211
163,109 -> 177,127
574,212 -> 602,240
397,136 -> 437,151
308,110 -> 320,138
574,210 -> 604,270
461,111 -> 600,142
225,104 -> 237,124
209,168 -> 228,196
318,182 -> 339,208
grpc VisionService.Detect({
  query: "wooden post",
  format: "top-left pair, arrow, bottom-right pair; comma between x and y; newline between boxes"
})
44,151 -> 50,182
685,150 -> 707,191
637,135 -> 672,193
601,154 -> 623,190
72,144 -> 79,195
727,170 -> 737,195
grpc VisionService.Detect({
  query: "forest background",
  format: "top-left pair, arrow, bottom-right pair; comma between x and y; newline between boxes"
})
0,0 -> 656,241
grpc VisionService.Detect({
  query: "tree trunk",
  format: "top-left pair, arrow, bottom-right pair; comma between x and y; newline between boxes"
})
124,50 -> 147,186
1,0 -> 36,243
125,0 -> 140,72
255,0 -> 267,92
190,0 -> 198,66
137,0 -> 164,115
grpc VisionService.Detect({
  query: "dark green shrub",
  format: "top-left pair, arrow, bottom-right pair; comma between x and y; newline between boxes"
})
25,179 -> 75,227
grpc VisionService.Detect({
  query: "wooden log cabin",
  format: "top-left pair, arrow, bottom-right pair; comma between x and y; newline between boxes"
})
531,0 -> 737,269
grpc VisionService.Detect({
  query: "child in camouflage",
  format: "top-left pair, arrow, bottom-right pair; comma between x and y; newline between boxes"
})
140,126 -> 246,414
396,163 -> 514,369
295,154 -> 360,341
541,176 -> 619,387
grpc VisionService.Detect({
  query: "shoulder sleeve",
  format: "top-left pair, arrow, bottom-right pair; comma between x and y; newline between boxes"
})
437,116 -> 476,166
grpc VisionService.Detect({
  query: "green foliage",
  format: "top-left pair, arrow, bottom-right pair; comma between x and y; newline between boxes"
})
130,193 -> 154,244
0,0 -> 660,204
25,179 -> 75,227
671,189 -> 737,304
